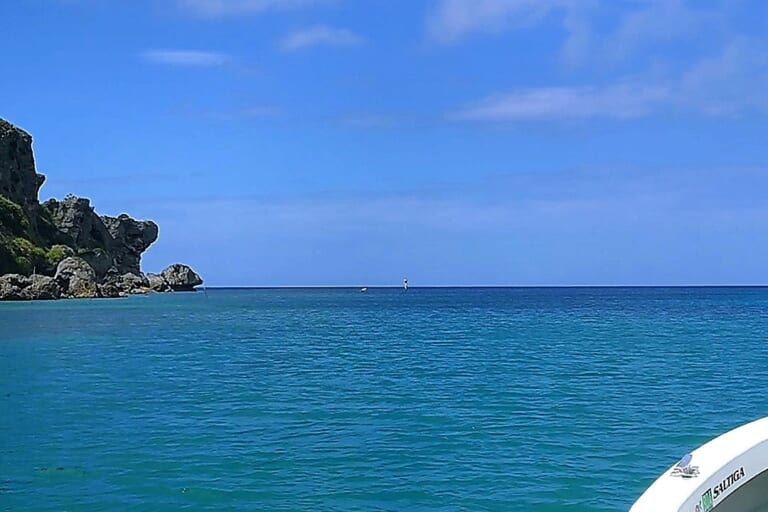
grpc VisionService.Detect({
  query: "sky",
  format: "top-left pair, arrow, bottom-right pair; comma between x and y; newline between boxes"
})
2,0 -> 768,286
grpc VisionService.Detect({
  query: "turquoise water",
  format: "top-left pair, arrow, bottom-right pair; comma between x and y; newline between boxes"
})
2,287 -> 768,511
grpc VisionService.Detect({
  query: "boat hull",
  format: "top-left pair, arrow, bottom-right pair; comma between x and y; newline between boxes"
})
630,417 -> 768,512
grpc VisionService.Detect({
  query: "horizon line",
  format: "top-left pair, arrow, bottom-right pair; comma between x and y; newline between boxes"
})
197,284 -> 768,289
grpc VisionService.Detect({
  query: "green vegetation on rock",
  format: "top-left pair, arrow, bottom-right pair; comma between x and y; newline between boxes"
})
1,117 -> 194,301
0,196 -> 38,274
0,195 -> 31,237
0,196 -> 71,275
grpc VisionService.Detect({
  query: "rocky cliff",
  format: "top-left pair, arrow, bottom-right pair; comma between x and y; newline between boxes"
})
0,117 -> 203,300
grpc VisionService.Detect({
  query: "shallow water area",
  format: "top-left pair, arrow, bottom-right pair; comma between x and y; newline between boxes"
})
2,287 -> 768,511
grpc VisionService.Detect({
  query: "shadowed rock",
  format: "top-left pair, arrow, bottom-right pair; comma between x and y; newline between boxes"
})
161,264 -> 203,291
55,257 -> 99,298
0,119 -> 45,210
0,274 -> 30,300
101,214 -> 158,276
20,275 -> 61,300
0,273 -> 60,300
146,273 -> 171,292
42,197 -> 158,278
99,272 -> 150,298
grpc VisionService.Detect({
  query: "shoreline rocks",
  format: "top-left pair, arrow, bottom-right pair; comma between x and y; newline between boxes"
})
0,259 -> 204,301
0,117 -> 203,301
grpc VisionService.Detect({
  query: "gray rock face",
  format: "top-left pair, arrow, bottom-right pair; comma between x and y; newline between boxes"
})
0,119 -> 45,209
101,214 -> 159,277
161,264 -> 203,291
42,196 -> 108,248
20,275 -> 61,300
146,272 -> 171,292
42,196 -> 159,278
55,257 -> 100,298
0,277 -> 20,300
0,273 -> 60,300
0,274 -> 30,300
99,272 -> 150,298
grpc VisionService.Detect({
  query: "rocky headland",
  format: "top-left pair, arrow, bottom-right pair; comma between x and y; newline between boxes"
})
0,117 -> 202,300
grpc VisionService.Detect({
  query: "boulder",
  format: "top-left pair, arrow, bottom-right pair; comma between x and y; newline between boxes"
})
19,275 -> 61,300
55,257 -> 99,298
160,264 -> 203,291
146,272 -> 171,292
0,273 -> 30,300
99,272 -> 150,298
0,277 -> 20,300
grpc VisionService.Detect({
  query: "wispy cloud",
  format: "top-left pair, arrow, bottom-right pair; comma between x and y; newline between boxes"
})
427,0 -> 729,69
428,0 -> 572,43
142,49 -> 230,67
452,84 -> 671,121
452,39 -> 768,121
177,0 -> 329,17
280,25 -> 363,51
563,0 -> 723,68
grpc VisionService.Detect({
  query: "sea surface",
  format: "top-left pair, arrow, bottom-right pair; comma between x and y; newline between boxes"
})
2,287 -> 768,511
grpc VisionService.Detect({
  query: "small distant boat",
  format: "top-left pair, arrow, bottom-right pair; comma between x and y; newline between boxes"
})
630,416 -> 768,512
403,277 -> 408,292
360,287 -> 368,293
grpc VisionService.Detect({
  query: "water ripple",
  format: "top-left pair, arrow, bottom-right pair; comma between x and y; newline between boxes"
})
2,287 -> 768,511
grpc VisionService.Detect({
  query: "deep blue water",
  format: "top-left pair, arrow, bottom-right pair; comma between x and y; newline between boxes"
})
2,287 -> 768,511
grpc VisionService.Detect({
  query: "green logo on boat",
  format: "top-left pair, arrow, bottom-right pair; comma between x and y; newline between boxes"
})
701,488 -> 714,512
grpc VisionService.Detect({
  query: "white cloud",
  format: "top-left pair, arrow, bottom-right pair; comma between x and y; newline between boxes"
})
428,0 -> 575,43
567,0 -> 721,67
452,39 -> 768,121
177,0 -> 328,17
280,25 -> 363,51
677,38 -> 768,116
142,49 -> 230,67
427,0 -> 729,70
452,84 -> 670,121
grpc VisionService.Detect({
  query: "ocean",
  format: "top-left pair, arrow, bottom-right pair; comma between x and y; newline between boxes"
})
1,287 -> 768,511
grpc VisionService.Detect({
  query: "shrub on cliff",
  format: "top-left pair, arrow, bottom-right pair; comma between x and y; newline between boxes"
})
46,244 -> 73,266
0,194 -> 61,275
9,236 -> 47,274
0,196 -> 31,237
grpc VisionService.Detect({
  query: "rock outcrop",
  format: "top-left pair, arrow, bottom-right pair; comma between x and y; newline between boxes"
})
41,197 -> 158,278
160,264 -> 203,291
0,273 -> 61,301
55,257 -> 100,299
99,271 -> 151,298
102,214 -> 159,276
0,274 -> 29,300
0,119 -> 45,210
0,259 -> 204,300
146,272 -> 171,292
21,275 -> 61,300
0,116 -> 203,300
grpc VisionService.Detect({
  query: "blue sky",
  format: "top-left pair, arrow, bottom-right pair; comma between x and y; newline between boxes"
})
3,0 -> 768,286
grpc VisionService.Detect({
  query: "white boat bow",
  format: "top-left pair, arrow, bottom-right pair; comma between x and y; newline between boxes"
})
630,416 -> 768,512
